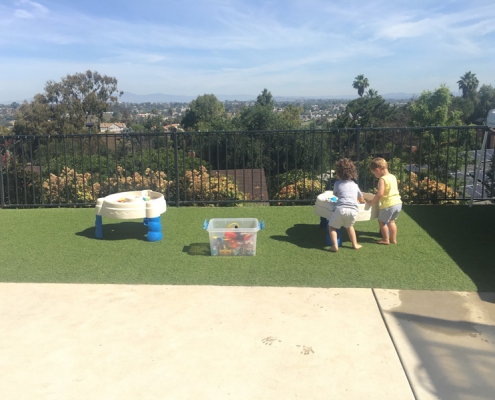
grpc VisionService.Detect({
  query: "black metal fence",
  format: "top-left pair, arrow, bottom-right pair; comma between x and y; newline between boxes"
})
1,126 -> 493,208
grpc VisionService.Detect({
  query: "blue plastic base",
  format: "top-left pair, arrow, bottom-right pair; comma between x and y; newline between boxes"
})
146,216 -> 163,242
95,215 -> 163,242
95,215 -> 103,239
319,217 -> 328,228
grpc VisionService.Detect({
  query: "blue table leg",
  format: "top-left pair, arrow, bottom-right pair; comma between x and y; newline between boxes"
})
95,215 -> 103,239
146,216 -> 163,242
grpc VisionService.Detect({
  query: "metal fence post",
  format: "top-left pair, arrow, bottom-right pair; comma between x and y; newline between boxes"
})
0,138 -> 4,208
173,131 -> 180,207
356,124 -> 361,181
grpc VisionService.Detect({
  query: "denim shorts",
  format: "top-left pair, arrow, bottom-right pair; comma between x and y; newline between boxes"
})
378,203 -> 402,223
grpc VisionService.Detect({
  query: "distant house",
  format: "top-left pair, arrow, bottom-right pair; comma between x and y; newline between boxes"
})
100,123 -> 126,133
164,124 -> 182,132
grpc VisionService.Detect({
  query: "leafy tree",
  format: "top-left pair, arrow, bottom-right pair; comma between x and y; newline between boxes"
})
450,96 -> 475,124
352,75 -> 369,97
457,71 -> 479,99
256,88 -> 274,108
14,70 -> 122,135
332,96 -> 394,128
365,88 -> 379,98
131,123 -> 146,132
409,86 -> 472,187
277,104 -> 302,129
181,94 -> 230,131
409,85 -> 462,126
121,108 -> 133,127
235,89 -> 277,131
472,84 -> 495,122
13,94 -> 60,135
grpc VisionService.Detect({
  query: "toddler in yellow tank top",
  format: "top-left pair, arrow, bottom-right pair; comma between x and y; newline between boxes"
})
367,158 -> 402,245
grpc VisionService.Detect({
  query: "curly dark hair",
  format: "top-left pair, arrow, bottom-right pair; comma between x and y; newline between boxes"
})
335,158 -> 358,181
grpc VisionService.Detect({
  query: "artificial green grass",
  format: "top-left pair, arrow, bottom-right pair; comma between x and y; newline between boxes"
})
1,205 -> 494,290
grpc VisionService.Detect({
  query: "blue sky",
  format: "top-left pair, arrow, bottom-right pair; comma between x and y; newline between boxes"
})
1,0 -> 494,102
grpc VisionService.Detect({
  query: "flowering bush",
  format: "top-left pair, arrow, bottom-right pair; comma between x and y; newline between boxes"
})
172,166 -> 246,205
401,172 -> 457,204
275,179 -> 322,205
41,166 -> 169,204
43,168 -> 97,203
99,166 -> 169,196
40,165 -> 244,205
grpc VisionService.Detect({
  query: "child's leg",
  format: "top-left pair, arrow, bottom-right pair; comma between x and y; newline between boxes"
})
388,220 -> 397,244
346,226 -> 362,250
378,220 -> 390,244
328,226 -> 339,252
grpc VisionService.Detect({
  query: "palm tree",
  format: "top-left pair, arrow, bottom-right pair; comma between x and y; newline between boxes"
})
365,88 -> 379,98
352,75 -> 370,97
457,71 -> 479,99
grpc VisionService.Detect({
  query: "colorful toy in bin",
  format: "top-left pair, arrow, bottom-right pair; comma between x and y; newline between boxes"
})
204,218 -> 264,256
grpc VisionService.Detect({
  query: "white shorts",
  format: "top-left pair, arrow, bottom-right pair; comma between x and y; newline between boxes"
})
328,207 -> 358,229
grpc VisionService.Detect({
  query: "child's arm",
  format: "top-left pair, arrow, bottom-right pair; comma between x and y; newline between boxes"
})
333,181 -> 339,198
358,195 -> 365,204
367,178 -> 384,206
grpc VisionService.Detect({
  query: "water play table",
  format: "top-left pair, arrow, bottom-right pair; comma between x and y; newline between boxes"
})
95,190 -> 166,241
314,191 -> 378,246
314,191 -> 378,222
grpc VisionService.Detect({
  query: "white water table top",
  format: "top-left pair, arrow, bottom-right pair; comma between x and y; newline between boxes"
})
95,190 -> 166,220
314,191 -> 378,222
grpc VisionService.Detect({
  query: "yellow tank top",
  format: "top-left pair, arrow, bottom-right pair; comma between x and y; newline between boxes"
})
380,174 -> 402,209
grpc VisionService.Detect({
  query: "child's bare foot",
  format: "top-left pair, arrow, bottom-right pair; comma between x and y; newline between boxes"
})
390,240 -> 397,244
377,240 -> 390,245
329,246 -> 338,252
353,244 -> 362,250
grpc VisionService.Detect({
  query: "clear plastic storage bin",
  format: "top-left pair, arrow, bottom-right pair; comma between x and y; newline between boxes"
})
204,218 -> 263,256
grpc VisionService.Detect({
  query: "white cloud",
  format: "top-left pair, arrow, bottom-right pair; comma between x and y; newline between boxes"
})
1,0 -> 495,100
14,9 -> 33,18
14,0 -> 48,18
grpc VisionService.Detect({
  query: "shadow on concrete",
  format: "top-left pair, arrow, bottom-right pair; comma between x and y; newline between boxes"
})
76,222 -> 148,241
386,311 -> 495,399
478,292 -> 495,304
403,205 -> 495,291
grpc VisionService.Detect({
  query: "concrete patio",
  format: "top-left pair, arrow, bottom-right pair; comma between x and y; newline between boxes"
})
0,284 -> 494,399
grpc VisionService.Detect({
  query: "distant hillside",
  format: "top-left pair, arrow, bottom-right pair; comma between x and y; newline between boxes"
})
1,92 -> 419,105
120,92 -> 258,103
119,92 -> 418,103
120,93 -> 195,103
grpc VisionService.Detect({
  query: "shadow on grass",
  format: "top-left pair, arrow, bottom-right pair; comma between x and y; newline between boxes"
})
271,224 -> 383,249
270,224 -> 329,250
183,243 -> 211,256
403,205 -> 495,291
355,229 -> 382,243
76,222 -> 148,241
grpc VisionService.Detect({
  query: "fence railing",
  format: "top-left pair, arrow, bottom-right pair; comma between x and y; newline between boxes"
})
1,126 -> 493,208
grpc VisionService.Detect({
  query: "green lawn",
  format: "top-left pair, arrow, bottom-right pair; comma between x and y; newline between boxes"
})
1,205 -> 494,291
